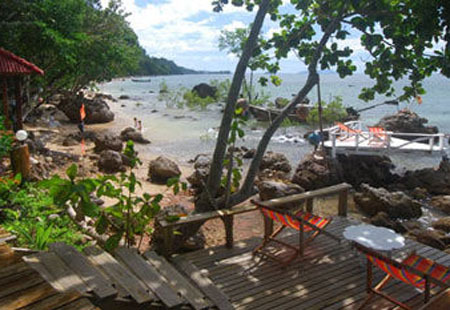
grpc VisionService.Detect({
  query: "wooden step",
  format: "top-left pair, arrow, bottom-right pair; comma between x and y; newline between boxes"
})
144,250 -> 212,310
172,256 -> 234,310
84,246 -> 155,304
49,243 -> 116,299
23,252 -> 89,294
115,247 -> 183,308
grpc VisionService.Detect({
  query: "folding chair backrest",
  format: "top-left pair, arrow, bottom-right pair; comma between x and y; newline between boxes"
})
368,126 -> 386,138
363,248 -> 450,290
260,207 -> 330,232
336,122 -> 359,134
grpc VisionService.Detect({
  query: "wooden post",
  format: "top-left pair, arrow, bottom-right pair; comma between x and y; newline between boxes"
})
306,198 -> 313,213
299,218 -> 304,257
10,144 -> 30,180
222,215 -> 234,249
263,215 -> 273,242
15,78 -> 23,130
162,226 -> 173,258
338,188 -> 348,217
2,78 -> 10,129
424,275 -> 430,304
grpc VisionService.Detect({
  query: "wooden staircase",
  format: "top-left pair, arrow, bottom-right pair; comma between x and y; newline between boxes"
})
22,242 -> 233,309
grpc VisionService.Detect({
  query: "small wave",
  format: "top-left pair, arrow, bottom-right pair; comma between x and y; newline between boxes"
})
272,135 -> 305,144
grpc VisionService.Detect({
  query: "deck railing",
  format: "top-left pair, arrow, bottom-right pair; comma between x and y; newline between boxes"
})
327,121 -> 447,157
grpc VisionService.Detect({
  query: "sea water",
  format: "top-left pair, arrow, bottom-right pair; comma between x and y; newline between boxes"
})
99,73 -> 450,170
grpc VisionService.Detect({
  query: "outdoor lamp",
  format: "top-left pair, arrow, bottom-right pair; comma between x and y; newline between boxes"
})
15,130 -> 28,142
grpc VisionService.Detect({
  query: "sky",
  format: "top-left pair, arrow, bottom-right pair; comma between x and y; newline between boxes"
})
98,0 -> 378,73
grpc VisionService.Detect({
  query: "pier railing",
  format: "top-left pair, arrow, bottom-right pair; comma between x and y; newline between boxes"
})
327,121 -> 447,157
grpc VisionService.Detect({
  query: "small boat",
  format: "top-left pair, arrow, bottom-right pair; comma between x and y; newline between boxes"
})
131,78 -> 151,83
248,104 -> 313,123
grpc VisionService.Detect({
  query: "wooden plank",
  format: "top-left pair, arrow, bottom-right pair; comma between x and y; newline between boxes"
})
49,242 -> 116,299
114,247 -> 183,308
0,282 -> 56,310
172,256 -> 234,310
23,252 -> 89,294
84,246 -> 154,304
254,183 -> 352,208
144,250 -> 211,310
0,261 -> 30,279
20,291 -> 81,310
0,271 -> 45,299
53,297 -> 98,310
159,204 -> 258,228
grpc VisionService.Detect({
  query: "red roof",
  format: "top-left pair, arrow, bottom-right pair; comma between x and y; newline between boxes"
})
0,48 -> 44,76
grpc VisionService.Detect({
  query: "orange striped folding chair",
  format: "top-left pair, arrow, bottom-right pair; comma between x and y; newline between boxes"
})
368,126 -> 387,145
335,122 -> 368,141
251,200 -> 339,266
355,243 -> 450,310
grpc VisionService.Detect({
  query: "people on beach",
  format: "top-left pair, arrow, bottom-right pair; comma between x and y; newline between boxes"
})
137,120 -> 142,132
134,117 -> 138,128
307,131 -> 322,151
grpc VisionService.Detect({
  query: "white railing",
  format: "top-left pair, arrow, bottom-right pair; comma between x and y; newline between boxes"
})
327,122 -> 447,157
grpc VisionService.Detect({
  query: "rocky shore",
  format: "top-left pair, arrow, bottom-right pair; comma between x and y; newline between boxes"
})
22,93 -> 450,253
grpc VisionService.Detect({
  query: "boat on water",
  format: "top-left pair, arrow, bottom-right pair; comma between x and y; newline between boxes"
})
131,78 -> 152,82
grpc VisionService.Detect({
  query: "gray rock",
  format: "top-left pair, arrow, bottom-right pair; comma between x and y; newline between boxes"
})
148,156 -> 181,184
376,109 -> 438,137
432,217 -> 450,233
58,92 -> 114,124
430,196 -> 450,214
98,150 -> 124,173
260,151 -> 291,173
94,133 -> 123,153
354,184 -> 422,220
258,180 -> 304,209
120,127 -> 150,144
192,83 -> 217,99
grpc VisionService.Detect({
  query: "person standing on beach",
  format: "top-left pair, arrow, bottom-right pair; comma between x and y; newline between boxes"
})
134,117 -> 138,128
137,120 -> 142,132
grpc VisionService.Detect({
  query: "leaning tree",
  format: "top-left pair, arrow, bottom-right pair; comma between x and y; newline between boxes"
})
175,0 -> 449,246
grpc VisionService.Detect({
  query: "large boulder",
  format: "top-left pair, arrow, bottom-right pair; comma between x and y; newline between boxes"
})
148,156 -> 181,184
354,184 -> 422,219
120,127 -> 151,144
375,109 -> 438,138
336,154 -> 398,188
98,150 -> 124,173
429,195 -> 450,214
432,217 -> 450,233
258,181 -> 304,209
94,133 -> 123,153
414,230 -> 446,251
397,159 -> 450,195
260,152 -> 291,173
187,154 -> 211,190
291,152 -> 339,191
58,92 -> 114,124
192,83 -> 217,99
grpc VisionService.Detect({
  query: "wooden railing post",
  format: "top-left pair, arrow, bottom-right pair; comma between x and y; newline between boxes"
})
338,188 -> 348,217
306,198 -> 313,213
367,257 -> 373,293
222,215 -> 234,249
162,226 -> 173,258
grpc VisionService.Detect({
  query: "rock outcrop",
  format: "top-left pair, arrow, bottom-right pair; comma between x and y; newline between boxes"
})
429,195 -> 450,214
260,152 -> 291,173
354,184 -> 422,219
186,154 -> 211,191
94,133 -> 123,153
258,181 -> 304,209
58,93 -> 114,124
432,217 -> 450,233
192,83 -> 217,99
291,152 -> 338,191
98,150 -> 125,173
375,109 -> 438,137
148,156 -> 181,184
120,127 -> 151,144
397,159 -> 450,195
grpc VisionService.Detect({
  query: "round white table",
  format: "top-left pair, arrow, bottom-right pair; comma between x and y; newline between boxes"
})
343,224 -> 405,251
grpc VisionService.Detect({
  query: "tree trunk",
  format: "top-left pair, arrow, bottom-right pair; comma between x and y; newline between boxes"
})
202,0 -> 271,209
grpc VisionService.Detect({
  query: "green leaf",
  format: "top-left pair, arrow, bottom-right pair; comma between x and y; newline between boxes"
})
66,164 -> 78,181
96,215 -> 108,235
105,232 -> 123,251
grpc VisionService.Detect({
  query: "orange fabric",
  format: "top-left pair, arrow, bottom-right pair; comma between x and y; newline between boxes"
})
336,122 -> 361,134
80,104 -> 86,121
368,126 -> 386,139
367,253 -> 450,290
261,208 -> 330,232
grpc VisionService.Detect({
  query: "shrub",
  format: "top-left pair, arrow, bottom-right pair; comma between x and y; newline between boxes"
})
307,96 -> 348,126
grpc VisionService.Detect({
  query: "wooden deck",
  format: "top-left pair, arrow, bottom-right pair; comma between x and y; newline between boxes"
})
176,216 -> 450,310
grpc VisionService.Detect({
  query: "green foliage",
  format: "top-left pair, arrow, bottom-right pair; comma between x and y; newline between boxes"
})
1,179 -> 85,250
210,79 -> 231,102
0,117 -> 13,158
42,141 -> 162,251
159,85 -> 217,110
307,96 -> 348,126
0,0 -> 141,97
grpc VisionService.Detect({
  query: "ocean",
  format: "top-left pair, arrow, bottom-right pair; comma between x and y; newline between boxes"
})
99,72 -> 450,170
